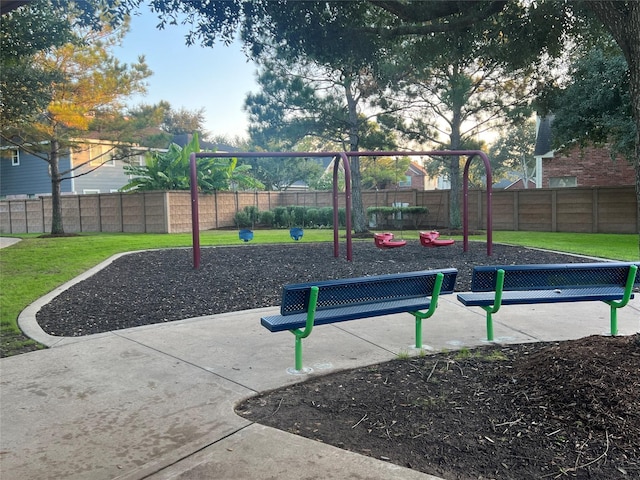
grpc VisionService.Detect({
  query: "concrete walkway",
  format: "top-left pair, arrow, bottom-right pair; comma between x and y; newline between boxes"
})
1,254 -> 638,480
0,237 -> 21,249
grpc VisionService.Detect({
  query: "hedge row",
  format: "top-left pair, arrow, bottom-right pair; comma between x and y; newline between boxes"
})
235,205 -> 429,229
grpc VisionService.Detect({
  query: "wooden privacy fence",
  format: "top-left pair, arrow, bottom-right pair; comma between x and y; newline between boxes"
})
0,186 -> 637,234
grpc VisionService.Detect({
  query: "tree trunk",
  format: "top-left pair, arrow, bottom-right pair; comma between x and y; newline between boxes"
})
345,78 -> 369,234
49,139 -> 64,235
587,1 -> 640,258
350,155 -> 368,233
448,105 -> 463,229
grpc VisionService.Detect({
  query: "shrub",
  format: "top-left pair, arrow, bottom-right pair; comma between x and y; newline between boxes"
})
305,208 -> 319,227
367,206 -> 428,228
272,207 -> 289,228
259,210 -> 274,227
234,211 -> 251,228
289,206 -> 306,227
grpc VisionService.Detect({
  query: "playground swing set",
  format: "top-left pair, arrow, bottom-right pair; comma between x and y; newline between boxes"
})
189,150 -> 493,269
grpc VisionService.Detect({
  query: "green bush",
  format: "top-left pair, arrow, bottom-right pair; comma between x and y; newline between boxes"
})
235,206 -> 261,228
234,211 -> 251,228
260,205 -> 349,229
367,206 -> 428,228
305,208 -> 319,227
259,210 -> 274,227
289,206 -> 306,227
272,207 -> 289,228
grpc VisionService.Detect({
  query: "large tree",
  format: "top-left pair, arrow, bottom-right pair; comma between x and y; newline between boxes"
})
1,0 -> 135,124
2,17 -> 150,234
0,1 -> 71,123
146,1 -> 552,231
575,2 -> 640,254
386,31 -> 535,226
245,53 -> 400,231
541,47 -> 634,158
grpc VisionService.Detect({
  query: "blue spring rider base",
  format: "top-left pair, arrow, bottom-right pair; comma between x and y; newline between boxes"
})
239,229 -> 254,242
290,228 -> 304,241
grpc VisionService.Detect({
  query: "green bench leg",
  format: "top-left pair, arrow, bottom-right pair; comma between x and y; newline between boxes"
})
484,310 -> 494,342
415,317 -> 422,349
410,272 -> 444,349
610,306 -> 618,337
294,335 -> 304,371
289,286 -> 319,373
482,269 -> 504,342
605,264 -> 637,337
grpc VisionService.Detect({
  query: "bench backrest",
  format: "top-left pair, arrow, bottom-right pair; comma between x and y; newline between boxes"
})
280,268 -> 458,316
470,262 -> 639,292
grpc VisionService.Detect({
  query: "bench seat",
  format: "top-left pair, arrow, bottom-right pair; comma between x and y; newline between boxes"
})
458,286 -> 630,307
262,297 -> 434,332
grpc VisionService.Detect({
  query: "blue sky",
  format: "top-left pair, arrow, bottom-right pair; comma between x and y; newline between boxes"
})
114,7 -> 258,139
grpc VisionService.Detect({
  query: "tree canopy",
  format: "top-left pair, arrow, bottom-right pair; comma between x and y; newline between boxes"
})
540,47 -> 635,159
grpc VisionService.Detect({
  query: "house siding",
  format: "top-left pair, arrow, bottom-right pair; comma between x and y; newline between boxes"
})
0,151 -> 72,197
542,145 -> 635,188
1,142 -> 145,197
72,158 -> 134,193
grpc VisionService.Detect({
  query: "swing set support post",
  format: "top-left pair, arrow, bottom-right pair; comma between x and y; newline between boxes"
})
189,153 -> 200,269
336,153 -> 353,261
462,151 -> 493,256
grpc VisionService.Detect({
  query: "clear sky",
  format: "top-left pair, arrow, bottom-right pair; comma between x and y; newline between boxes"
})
114,7 -> 258,139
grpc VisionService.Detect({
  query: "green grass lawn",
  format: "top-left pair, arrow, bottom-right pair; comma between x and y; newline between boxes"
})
1,230 -> 637,357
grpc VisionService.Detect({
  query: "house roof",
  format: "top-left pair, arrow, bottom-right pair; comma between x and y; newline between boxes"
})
492,179 -> 514,189
408,161 -> 427,175
534,115 -> 554,156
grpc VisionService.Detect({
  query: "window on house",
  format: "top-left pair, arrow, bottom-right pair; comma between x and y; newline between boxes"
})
397,175 -> 412,187
83,189 -> 100,194
89,145 -> 115,167
549,176 -> 577,188
2,148 -> 20,165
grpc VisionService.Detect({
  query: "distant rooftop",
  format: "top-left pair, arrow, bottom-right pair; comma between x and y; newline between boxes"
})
534,115 -> 554,156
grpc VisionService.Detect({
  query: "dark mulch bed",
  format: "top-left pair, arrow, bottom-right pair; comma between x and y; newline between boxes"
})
37,241 -> 592,336
34,241 -> 640,479
238,335 -> 640,480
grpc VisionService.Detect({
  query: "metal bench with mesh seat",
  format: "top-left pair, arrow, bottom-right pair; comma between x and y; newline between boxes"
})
261,268 -> 458,373
457,262 -> 639,341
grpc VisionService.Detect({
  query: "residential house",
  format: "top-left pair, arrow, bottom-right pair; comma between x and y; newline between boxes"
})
534,115 -> 636,188
398,160 -> 451,190
0,139 -> 147,199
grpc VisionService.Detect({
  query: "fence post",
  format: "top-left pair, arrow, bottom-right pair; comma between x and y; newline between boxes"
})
551,190 -> 557,232
592,188 -> 599,233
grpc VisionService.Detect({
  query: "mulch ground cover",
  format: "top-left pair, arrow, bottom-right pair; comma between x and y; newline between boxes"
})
32,240 -> 640,479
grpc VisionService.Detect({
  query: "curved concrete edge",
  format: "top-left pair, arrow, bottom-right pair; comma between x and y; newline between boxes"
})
18,250 -> 141,347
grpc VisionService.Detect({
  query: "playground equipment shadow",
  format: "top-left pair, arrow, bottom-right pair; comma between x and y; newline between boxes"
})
1,268 -> 639,480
